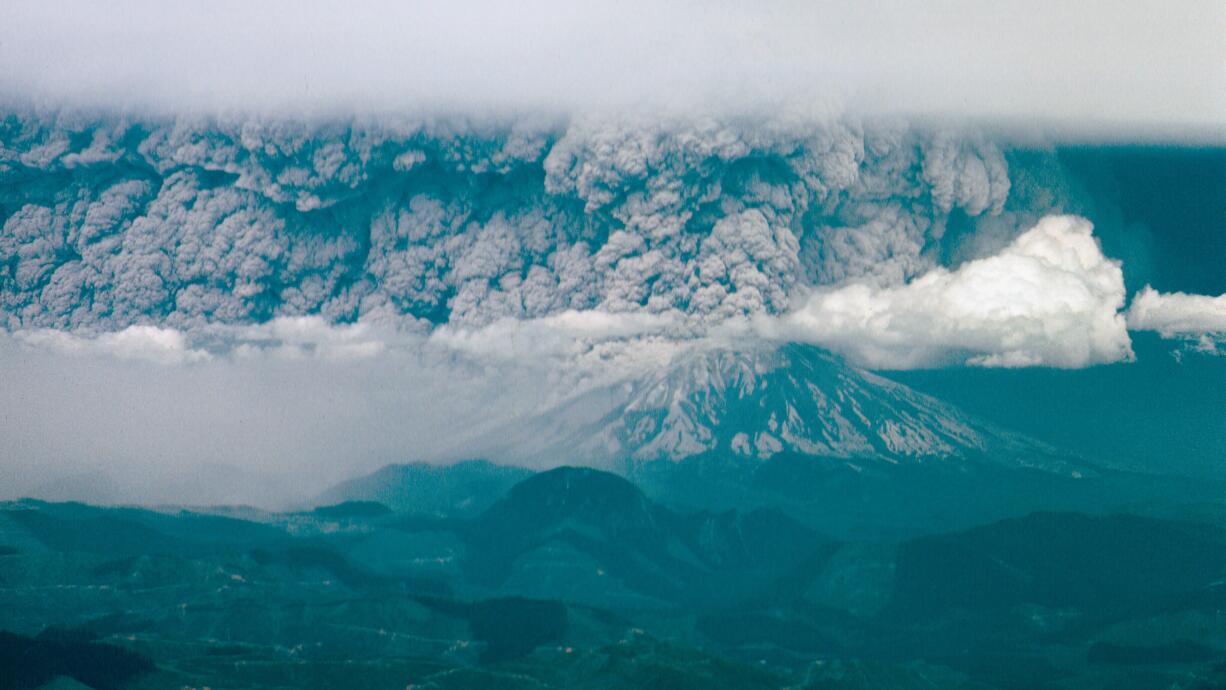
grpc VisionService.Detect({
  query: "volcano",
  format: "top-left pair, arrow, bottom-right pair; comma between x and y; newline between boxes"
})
494,343 -> 1078,475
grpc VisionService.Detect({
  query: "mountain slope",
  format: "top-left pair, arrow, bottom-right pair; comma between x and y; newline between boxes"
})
499,344 -> 1077,474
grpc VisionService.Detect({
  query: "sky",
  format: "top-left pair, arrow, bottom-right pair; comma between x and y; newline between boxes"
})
1,0 -> 1225,137
1,1 -> 1225,505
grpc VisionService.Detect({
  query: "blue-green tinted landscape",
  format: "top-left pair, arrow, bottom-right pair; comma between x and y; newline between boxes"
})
4,2 -> 1226,688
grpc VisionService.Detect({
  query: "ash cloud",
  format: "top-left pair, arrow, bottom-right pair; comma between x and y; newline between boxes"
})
0,112 -> 1020,335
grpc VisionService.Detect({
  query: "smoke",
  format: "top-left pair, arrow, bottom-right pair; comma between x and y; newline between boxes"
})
1,112 -> 1022,334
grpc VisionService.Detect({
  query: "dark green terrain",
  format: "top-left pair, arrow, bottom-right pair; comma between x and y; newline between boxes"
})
3,464 -> 1226,689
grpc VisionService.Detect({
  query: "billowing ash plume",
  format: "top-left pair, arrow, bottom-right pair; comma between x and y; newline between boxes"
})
2,110 -> 1027,337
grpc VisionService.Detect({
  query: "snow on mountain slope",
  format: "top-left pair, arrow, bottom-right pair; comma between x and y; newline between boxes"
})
489,343 -> 1077,473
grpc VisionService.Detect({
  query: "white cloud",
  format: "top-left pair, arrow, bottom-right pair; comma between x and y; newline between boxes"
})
771,215 -> 1133,369
14,324 -> 211,364
426,309 -> 688,391
1126,286 -> 1226,337
230,316 -> 391,360
8,317 -> 405,364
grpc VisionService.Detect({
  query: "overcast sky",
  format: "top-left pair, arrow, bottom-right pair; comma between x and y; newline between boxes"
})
2,0 -> 1224,138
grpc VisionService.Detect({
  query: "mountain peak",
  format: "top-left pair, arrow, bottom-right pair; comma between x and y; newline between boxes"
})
614,344 -> 987,463
498,343 -> 1071,473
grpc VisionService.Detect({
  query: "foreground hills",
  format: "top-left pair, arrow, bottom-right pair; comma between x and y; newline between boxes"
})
3,465 -> 1226,689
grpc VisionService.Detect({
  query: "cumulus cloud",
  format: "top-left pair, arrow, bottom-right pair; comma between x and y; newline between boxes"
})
771,215 -> 1133,369
1126,286 -> 1226,337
